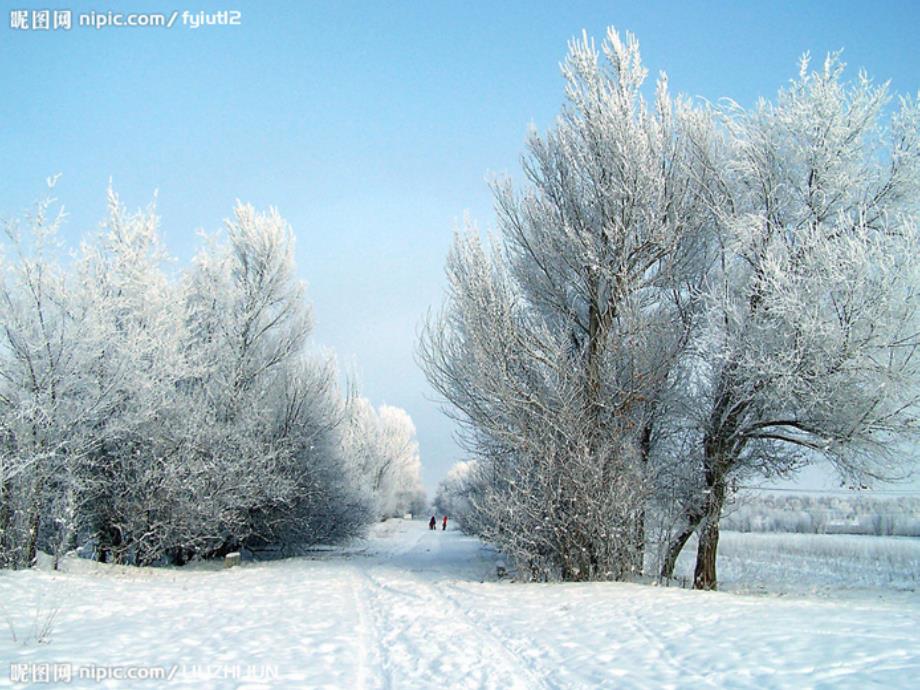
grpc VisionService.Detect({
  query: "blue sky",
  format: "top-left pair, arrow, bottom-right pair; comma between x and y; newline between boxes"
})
3,0 -> 920,493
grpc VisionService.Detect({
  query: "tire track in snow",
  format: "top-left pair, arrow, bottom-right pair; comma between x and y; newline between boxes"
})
617,602 -> 721,688
350,567 -> 389,690
358,565 -> 553,690
442,579 -> 718,690
437,583 -> 561,690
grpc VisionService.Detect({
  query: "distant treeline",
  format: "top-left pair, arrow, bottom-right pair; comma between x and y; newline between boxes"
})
722,494 -> 920,537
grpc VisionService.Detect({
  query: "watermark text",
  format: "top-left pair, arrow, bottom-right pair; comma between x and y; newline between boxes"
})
9,9 -> 242,31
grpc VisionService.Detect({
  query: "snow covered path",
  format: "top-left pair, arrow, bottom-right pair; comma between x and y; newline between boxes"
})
1,520 -> 918,689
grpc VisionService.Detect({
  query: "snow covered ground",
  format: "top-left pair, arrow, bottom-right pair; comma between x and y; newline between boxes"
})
1,520 -> 918,689
672,531 -> 920,596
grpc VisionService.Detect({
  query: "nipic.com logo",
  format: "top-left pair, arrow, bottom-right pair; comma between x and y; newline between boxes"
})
8,8 -> 243,31
9,8 -> 72,30
8,662 -> 281,684
8,663 -> 177,684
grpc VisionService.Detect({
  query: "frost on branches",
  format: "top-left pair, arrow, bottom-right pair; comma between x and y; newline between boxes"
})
343,398 -> 427,520
422,28 -> 714,582
422,29 -> 920,587
670,52 -> 920,589
0,188 -> 425,568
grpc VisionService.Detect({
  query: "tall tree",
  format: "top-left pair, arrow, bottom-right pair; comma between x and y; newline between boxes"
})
0,188 -> 99,568
421,28 -> 713,580
673,54 -> 920,589
75,189 -> 188,564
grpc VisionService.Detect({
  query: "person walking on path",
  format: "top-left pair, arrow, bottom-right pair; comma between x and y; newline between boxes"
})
429,515 -> 436,530
442,515 -> 448,531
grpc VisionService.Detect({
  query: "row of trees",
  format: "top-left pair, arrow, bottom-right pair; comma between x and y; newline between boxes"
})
720,494 -> 920,537
423,28 -> 920,588
0,188 -> 425,569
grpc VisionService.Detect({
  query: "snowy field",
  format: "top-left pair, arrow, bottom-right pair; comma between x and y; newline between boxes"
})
670,531 -> 920,596
1,520 -> 918,689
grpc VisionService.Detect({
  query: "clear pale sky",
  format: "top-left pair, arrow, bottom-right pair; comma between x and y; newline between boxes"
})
3,1 -> 920,494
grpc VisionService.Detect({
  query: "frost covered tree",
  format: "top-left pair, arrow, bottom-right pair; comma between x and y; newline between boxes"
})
72,189 -> 192,565
343,398 -> 426,519
164,202 -> 370,561
424,28 -> 920,588
432,460 -> 487,531
0,190 -> 85,568
421,28 -> 715,581
1,190 -> 392,568
665,54 -> 920,589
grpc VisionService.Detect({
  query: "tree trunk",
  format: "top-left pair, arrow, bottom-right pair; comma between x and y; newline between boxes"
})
52,486 -> 76,571
693,477 -> 726,590
660,506 -> 704,580
630,424 -> 653,576
26,477 -> 45,567
0,477 -> 14,568
630,511 -> 645,574
26,505 -> 41,567
692,362 -> 740,590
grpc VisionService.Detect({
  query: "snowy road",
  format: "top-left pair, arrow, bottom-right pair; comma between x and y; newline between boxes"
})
1,519 -> 918,689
